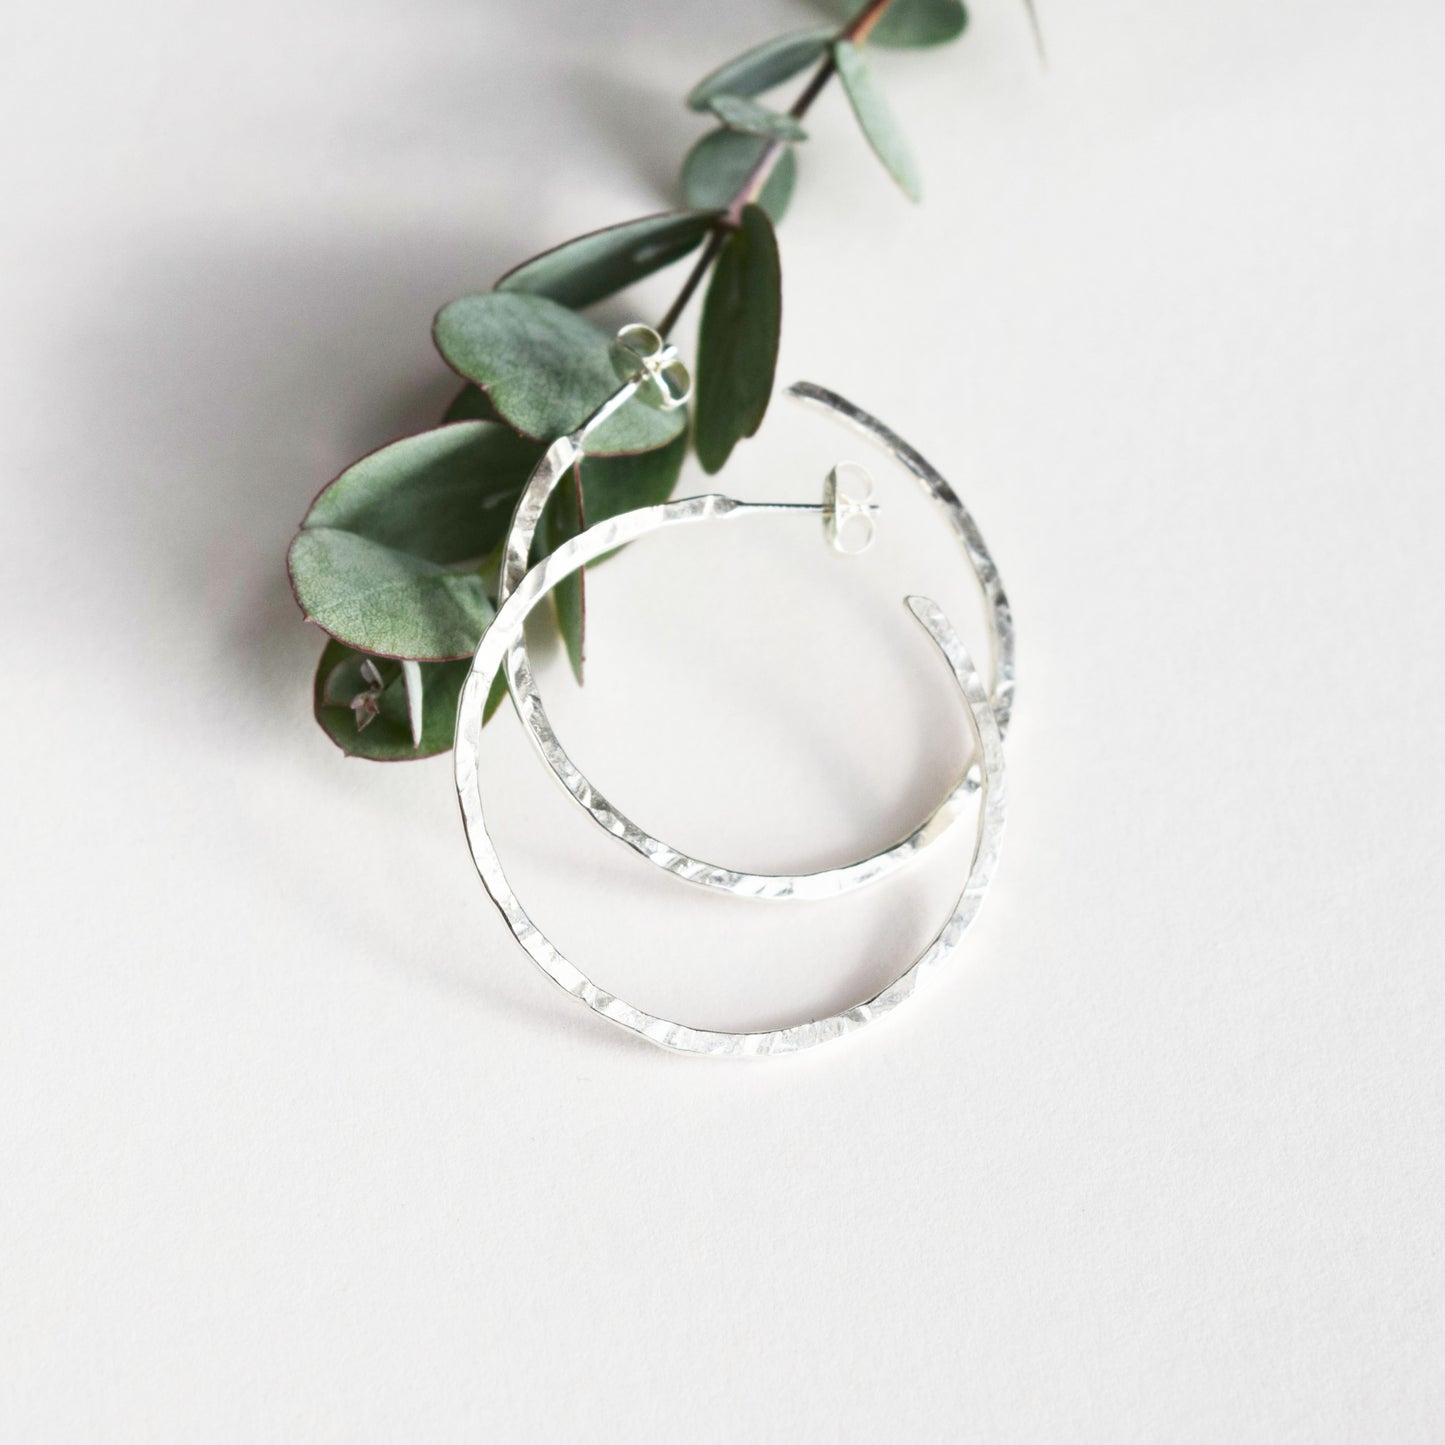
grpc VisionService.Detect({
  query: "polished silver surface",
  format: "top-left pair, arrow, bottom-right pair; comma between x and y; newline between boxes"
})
455,493 -> 1008,1057
786,381 -> 1016,737
493,359 -> 1016,901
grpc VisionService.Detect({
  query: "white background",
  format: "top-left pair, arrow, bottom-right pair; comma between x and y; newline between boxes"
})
4,0 -> 1444,1439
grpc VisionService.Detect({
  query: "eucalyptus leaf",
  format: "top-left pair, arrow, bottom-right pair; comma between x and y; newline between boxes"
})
530,432 -> 689,684
863,0 -> 968,48
433,293 -> 686,455
300,420 -> 539,562
686,26 -> 833,110
571,430 -> 690,564
496,210 -> 719,310
707,95 -> 808,142
442,384 -> 501,424
447,419 -> 685,710
291,529 -> 495,661
833,40 -> 922,202
694,205 -> 781,474
289,421 -> 539,659
578,430 -> 688,528
314,640 -> 472,761
681,129 -> 796,225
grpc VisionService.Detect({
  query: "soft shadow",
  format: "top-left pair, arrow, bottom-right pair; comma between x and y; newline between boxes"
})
569,66 -> 700,206
55,0 -> 845,1037
74,226 -> 537,712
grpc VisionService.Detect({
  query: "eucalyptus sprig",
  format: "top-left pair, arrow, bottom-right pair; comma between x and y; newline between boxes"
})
289,0 -> 971,760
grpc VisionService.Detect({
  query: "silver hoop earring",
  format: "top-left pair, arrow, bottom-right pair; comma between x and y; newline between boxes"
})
454,490 -> 1008,1057
492,326 -> 1015,901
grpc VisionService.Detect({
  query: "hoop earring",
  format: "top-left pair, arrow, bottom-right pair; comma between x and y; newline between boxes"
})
492,326 -> 1015,901
455,490 -> 1007,1056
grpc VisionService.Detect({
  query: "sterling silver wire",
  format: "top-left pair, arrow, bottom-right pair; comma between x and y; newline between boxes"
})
454,493 -> 1008,1057
495,349 -> 1014,901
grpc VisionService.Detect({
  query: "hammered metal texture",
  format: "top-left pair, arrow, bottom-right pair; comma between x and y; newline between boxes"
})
493,382 -> 1015,901
455,495 -> 1008,1056
785,382 -> 1016,736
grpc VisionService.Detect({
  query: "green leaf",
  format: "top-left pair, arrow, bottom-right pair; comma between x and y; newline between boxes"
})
579,430 -> 689,528
681,129 -> 796,226
531,432 -> 689,684
865,0 -> 968,48
707,95 -> 808,142
313,640 -> 472,761
289,421 -> 539,658
299,421 -> 538,563
686,27 -> 833,110
694,205 -> 781,474
833,40 -> 922,202
436,417 -> 685,710
291,530 -> 495,661
433,293 -> 686,455
496,210 -> 719,310
442,384 -> 501,424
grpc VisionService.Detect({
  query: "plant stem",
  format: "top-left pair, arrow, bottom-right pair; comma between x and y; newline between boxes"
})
656,230 -> 725,338
656,0 -> 899,340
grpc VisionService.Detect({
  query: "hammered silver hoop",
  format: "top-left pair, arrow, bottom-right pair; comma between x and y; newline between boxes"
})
494,359 -> 1015,901
455,493 -> 1007,1056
